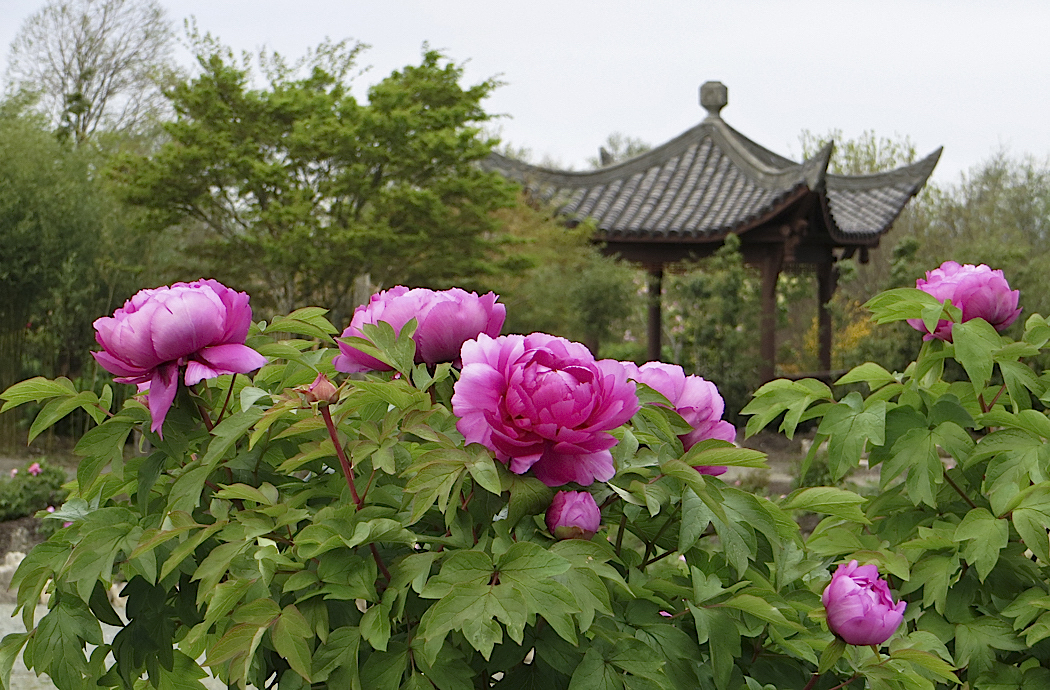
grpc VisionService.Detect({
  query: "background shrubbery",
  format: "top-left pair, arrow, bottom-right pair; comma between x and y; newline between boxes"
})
0,461 -> 66,523
2,0 -> 1050,461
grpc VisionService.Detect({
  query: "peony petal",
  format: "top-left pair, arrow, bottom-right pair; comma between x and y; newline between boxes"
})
194,343 -> 268,377
146,362 -> 180,437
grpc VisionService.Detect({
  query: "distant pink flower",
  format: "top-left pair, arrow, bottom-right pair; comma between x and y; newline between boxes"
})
453,333 -> 638,486
907,261 -> 1021,341
822,560 -> 906,646
46,506 -> 55,513
8,469 -> 15,478
27,462 -> 41,476
92,279 -> 268,437
622,362 -> 735,475
545,491 -> 601,539
334,287 -> 505,372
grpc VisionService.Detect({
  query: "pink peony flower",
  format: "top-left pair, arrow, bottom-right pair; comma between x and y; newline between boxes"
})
545,491 -> 601,539
907,261 -> 1021,341
92,279 -> 268,437
333,287 -> 506,373
452,333 -> 639,486
623,361 -> 736,475
822,560 -> 906,646
27,462 -> 41,476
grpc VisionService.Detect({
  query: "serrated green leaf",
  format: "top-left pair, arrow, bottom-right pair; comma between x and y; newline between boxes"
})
954,508 -> 1009,581
0,632 -> 28,690
818,637 -> 846,673
0,376 -> 76,412
680,441 -> 767,469
272,605 -> 313,681
953,318 -> 1002,392
835,362 -> 898,389
816,392 -> 885,479
889,648 -> 959,684
1012,484 -> 1050,563
782,487 -> 870,524
28,390 -> 98,443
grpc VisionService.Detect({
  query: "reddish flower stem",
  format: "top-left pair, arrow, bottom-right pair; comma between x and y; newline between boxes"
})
196,403 -> 214,432
215,374 -> 237,426
942,466 -> 978,509
320,405 -> 361,508
320,404 -> 390,583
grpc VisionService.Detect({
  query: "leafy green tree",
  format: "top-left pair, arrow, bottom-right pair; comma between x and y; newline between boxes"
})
491,202 -> 640,357
0,105 -> 109,447
115,36 -> 516,318
665,235 -> 763,420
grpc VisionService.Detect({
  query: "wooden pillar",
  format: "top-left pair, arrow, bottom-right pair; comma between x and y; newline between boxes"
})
647,266 -> 663,362
817,257 -> 837,374
759,246 -> 784,382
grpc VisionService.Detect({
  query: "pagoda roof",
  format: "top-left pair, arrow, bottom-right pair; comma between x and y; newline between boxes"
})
484,87 -> 940,248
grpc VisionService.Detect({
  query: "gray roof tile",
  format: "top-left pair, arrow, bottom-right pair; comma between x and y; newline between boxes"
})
484,116 -> 940,244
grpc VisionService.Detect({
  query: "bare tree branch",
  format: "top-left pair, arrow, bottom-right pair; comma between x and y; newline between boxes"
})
5,0 -> 176,143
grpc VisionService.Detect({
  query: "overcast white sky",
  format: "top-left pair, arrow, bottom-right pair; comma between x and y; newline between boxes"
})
1,0 -> 1049,184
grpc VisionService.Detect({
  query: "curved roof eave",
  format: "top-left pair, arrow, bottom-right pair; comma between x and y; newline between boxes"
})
821,147 -> 943,244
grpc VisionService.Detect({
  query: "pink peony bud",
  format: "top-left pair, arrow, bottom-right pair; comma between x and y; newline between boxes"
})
334,287 -> 506,373
907,261 -> 1021,341
453,333 -> 639,487
302,373 -> 339,405
622,361 -> 736,475
27,462 -> 41,476
822,560 -> 906,646
545,491 -> 601,540
92,279 -> 268,437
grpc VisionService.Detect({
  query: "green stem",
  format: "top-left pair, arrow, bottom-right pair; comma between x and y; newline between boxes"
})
643,503 -> 682,566
641,550 -> 677,568
614,511 -> 627,557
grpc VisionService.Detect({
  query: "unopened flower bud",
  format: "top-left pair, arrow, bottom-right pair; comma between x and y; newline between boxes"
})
822,560 -> 905,646
545,491 -> 601,540
303,373 -> 339,405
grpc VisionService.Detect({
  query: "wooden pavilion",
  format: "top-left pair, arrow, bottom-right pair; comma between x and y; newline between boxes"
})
484,81 -> 940,381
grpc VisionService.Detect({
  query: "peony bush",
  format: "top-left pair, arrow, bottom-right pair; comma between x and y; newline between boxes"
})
2,264 -> 1050,689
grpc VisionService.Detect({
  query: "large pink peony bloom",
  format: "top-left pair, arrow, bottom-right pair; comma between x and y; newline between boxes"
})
822,560 -> 906,646
92,279 -> 267,436
907,261 -> 1021,341
623,361 -> 735,475
333,286 -> 506,373
545,491 -> 601,540
452,333 -> 639,487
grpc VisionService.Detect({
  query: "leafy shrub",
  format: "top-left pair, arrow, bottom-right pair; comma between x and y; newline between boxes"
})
0,461 -> 66,522
7,276 -> 1050,690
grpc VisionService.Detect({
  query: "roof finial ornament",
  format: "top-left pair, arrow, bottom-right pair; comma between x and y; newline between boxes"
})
700,81 -> 728,119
